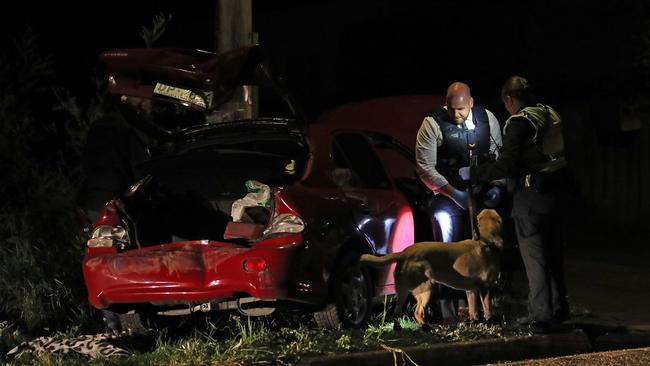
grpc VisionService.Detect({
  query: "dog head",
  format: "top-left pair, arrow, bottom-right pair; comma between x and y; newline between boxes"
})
477,209 -> 503,249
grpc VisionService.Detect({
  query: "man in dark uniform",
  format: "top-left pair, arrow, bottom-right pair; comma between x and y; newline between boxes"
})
460,75 -> 570,332
416,82 -> 503,323
82,111 -> 146,222
80,97 -> 151,331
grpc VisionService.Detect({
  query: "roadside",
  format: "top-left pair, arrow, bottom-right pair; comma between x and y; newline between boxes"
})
563,227 -> 650,333
299,223 -> 650,365
6,222 -> 649,365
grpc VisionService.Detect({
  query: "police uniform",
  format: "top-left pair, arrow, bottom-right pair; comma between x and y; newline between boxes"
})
471,103 -> 570,324
416,105 -> 502,322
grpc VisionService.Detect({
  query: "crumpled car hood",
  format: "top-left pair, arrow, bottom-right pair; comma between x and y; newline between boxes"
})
100,45 -> 268,111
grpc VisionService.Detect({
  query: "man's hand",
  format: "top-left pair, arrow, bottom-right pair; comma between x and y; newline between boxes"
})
449,188 -> 469,210
483,186 -> 502,208
458,166 -> 470,181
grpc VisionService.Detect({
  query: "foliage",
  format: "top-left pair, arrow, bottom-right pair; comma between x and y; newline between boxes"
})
4,311 -> 534,365
140,12 -> 173,48
0,29 -> 106,342
0,11 -> 180,359
1,11 -> 175,352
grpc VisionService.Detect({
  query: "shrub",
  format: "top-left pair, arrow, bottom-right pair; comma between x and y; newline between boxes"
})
0,29 -> 103,335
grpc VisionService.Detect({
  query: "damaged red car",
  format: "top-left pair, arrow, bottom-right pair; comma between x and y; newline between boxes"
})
82,45 -> 446,330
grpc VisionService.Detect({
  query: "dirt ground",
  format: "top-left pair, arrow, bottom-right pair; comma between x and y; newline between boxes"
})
491,347 -> 650,365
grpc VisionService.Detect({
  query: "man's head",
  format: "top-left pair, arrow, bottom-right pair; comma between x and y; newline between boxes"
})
445,82 -> 474,124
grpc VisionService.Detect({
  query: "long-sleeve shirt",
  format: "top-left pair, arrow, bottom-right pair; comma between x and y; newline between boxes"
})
471,116 -> 536,183
416,107 -> 502,193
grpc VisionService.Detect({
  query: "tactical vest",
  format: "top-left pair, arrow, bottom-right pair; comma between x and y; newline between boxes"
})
504,103 -> 566,174
429,106 -> 492,187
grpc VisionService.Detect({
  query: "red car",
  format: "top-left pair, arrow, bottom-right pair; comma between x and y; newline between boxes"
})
82,45 -> 447,329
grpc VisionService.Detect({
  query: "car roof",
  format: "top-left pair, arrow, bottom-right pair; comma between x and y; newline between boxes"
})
310,95 -> 445,149
301,95 -> 444,185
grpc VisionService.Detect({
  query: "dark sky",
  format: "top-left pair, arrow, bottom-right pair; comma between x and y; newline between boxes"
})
2,0 -> 648,118
251,0 -> 648,115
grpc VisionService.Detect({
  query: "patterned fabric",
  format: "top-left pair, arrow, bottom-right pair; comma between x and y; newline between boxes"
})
7,332 -> 130,360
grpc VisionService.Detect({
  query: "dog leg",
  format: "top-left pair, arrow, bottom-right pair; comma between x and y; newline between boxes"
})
412,287 -> 431,327
480,289 -> 492,321
392,288 -> 410,332
466,290 -> 479,321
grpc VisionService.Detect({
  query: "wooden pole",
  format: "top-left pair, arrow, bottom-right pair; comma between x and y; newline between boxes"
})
214,0 -> 258,119
216,0 -> 254,53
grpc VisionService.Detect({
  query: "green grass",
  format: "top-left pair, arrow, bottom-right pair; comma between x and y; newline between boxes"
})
4,301 -> 535,366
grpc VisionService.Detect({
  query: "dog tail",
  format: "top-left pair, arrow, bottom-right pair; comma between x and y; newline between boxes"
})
358,252 -> 402,268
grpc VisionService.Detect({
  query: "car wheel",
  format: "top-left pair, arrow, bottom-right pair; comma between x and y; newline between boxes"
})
314,253 -> 373,329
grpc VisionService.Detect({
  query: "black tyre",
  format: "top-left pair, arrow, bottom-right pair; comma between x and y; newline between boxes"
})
314,253 -> 373,329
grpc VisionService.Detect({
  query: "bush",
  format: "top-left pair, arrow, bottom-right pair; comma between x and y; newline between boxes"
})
0,29 -> 103,335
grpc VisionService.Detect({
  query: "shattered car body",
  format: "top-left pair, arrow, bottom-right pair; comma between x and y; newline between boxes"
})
82,45 -> 446,329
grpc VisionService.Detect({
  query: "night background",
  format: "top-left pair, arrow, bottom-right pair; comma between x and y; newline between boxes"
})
3,0 -> 648,114
0,0 -> 649,361
2,0 -> 647,228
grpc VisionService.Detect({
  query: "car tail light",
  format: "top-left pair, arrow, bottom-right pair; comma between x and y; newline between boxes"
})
243,258 -> 267,272
87,225 -> 129,249
261,213 -> 304,239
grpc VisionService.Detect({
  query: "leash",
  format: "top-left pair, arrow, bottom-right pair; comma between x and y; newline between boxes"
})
466,130 -> 479,240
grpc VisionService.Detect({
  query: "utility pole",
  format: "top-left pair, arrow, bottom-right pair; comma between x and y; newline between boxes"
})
214,0 -> 258,119
215,0 -> 255,53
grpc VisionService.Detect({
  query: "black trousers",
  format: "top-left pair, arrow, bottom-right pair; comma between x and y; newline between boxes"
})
432,195 -> 471,322
512,185 -> 569,322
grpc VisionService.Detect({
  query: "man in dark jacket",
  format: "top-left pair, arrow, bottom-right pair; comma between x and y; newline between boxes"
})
460,75 -> 570,333
82,110 -> 147,222
80,98 -> 151,331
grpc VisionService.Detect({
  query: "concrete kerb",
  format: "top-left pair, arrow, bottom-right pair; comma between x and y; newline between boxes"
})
568,320 -> 650,352
593,330 -> 650,352
299,329 -> 591,366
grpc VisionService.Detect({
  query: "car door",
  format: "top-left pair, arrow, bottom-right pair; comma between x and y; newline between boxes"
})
330,132 -> 414,295
367,132 -> 440,243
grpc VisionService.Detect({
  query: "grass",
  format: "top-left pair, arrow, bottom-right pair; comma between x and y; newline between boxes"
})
4,295 -> 535,366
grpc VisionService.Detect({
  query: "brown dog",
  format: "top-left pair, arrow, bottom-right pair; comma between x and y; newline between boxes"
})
359,209 -> 503,328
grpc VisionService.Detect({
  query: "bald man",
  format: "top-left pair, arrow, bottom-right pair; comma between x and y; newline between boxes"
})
415,81 -> 503,323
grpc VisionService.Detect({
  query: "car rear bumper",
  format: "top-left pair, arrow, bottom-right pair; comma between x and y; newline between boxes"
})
82,234 -> 303,309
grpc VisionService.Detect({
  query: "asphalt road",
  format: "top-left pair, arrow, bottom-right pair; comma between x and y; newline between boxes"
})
482,222 -> 650,366
491,224 -> 650,365
562,226 -> 650,332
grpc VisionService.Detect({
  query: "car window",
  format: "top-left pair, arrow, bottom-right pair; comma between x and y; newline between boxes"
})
331,133 -> 391,189
367,133 -> 417,180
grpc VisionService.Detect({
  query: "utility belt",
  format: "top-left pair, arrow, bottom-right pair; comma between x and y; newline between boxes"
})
509,168 -> 566,194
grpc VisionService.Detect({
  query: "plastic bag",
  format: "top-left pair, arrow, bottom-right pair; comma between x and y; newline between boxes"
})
230,180 -> 271,222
